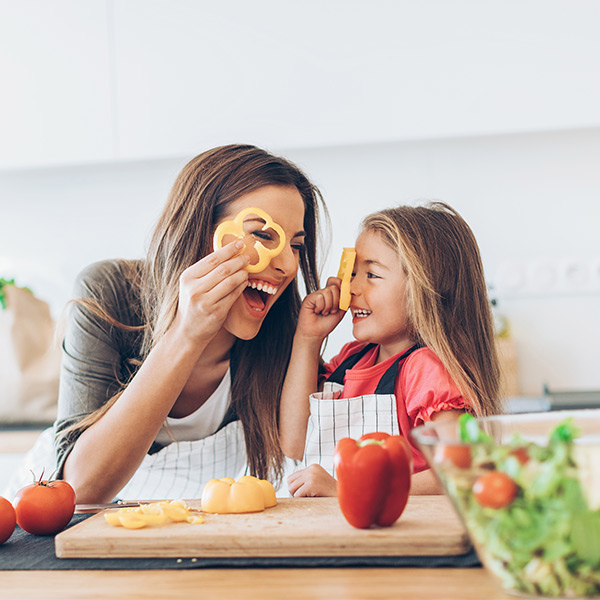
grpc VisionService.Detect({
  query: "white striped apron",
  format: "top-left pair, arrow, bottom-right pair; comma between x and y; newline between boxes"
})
301,344 -> 419,477
116,419 -> 247,501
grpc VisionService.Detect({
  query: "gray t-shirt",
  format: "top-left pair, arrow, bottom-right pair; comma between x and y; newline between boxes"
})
54,259 -> 146,475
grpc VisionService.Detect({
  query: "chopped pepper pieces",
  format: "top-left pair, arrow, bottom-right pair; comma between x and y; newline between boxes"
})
201,475 -> 277,514
104,500 -> 203,529
336,248 -> 356,311
213,207 -> 286,273
334,432 -> 412,529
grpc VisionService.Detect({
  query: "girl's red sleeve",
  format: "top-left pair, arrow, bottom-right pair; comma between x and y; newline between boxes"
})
397,348 -> 470,427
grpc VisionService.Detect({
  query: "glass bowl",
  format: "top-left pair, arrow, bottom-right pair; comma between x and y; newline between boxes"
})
411,409 -> 600,599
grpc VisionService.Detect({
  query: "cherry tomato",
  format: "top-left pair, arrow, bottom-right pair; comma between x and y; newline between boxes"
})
0,497 -> 16,544
509,446 -> 529,465
472,471 -> 517,509
13,477 -> 76,536
433,444 -> 472,469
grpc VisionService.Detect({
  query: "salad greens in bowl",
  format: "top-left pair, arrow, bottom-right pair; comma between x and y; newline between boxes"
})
411,409 -> 600,598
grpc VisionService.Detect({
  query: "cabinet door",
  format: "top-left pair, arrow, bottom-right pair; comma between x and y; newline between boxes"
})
113,1 -> 600,161
0,1 -> 113,169
112,1 -> 407,160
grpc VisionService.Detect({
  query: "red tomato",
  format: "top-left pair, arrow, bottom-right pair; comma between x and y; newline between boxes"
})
13,478 -> 76,536
433,444 -> 472,469
509,446 -> 529,465
0,497 -> 16,544
472,471 -> 517,509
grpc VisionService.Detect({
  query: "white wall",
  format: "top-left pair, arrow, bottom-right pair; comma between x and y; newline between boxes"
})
3,0 -> 600,168
1,127 -> 599,395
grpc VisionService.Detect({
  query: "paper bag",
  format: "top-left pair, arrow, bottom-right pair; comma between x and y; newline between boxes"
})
0,282 -> 61,424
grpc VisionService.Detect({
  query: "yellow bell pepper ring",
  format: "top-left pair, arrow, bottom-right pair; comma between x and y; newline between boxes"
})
336,247 -> 356,311
213,207 -> 286,273
201,475 -> 277,514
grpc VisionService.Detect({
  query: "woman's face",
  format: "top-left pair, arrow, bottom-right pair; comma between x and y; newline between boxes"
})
218,185 -> 306,340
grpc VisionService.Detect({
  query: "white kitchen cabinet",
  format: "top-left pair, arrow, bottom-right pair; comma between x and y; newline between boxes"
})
0,1 -> 113,169
2,1 -> 600,169
113,0 -> 600,160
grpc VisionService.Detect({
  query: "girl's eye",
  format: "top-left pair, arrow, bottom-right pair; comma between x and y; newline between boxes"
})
366,272 -> 380,279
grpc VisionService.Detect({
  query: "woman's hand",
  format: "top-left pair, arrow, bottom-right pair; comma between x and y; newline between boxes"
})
173,241 -> 250,344
287,464 -> 338,497
296,276 -> 347,342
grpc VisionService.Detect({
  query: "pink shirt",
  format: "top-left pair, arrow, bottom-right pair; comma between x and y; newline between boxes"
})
323,342 -> 469,472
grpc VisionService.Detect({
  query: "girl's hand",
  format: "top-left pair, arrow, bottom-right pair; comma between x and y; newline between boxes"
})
287,464 -> 338,497
296,276 -> 347,342
173,241 -> 250,343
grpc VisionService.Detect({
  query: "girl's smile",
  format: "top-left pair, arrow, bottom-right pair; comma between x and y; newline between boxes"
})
350,308 -> 371,319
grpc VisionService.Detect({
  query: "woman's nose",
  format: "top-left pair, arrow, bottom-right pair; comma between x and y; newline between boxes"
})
270,243 -> 298,276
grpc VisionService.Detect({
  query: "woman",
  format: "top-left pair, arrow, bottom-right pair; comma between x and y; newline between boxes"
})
55,144 -> 326,504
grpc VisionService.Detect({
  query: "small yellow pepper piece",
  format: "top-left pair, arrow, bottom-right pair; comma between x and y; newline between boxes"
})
336,248 -> 356,311
201,475 -> 277,514
186,515 -> 205,524
160,500 -> 193,522
103,510 -> 122,527
213,207 -> 286,273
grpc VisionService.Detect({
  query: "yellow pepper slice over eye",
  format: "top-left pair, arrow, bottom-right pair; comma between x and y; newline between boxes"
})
213,207 -> 286,273
201,475 -> 277,514
336,247 -> 356,311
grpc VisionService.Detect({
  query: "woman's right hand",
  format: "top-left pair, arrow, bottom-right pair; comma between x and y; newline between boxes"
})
173,240 -> 250,344
296,276 -> 347,342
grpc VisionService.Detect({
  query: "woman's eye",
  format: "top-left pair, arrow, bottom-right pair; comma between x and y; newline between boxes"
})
252,230 -> 273,242
291,243 -> 304,252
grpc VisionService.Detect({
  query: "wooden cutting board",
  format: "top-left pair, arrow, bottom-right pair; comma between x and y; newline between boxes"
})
55,495 -> 470,559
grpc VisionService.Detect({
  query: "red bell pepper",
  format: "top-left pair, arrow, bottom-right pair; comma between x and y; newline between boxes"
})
334,431 -> 413,529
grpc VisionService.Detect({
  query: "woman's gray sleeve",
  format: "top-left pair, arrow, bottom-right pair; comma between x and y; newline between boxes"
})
53,263 -> 127,476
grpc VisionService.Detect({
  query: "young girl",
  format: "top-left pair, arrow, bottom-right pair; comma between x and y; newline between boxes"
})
279,202 -> 500,496
52,144 -> 326,504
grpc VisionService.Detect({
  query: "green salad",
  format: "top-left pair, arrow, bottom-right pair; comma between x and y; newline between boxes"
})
440,414 -> 600,598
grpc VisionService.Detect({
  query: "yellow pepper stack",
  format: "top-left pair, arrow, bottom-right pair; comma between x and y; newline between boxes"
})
201,475 -> 277,514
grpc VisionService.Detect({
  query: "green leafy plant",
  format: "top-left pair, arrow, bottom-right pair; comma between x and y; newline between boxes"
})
0,278 -> 15,310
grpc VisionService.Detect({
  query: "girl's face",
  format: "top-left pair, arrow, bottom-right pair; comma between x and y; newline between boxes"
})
219,185 -> 306,340
350,229 -> 414,361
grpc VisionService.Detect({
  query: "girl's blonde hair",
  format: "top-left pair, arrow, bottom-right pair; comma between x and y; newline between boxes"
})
62,144 -> 326,483
362,202 -> 500,416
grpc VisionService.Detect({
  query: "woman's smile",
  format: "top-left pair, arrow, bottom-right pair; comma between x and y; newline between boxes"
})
243,277 -> 282,316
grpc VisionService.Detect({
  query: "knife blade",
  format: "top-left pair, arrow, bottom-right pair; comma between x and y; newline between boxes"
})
75,501 -> 146,513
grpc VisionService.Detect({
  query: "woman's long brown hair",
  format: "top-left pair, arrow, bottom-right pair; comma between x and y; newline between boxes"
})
62,144 -> 326,483
362,202 -> 501,416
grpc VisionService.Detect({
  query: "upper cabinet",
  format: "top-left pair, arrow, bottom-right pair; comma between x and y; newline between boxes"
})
2,1 -> 600,169
112,0 -> 600,161
0,1 -> 114,169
